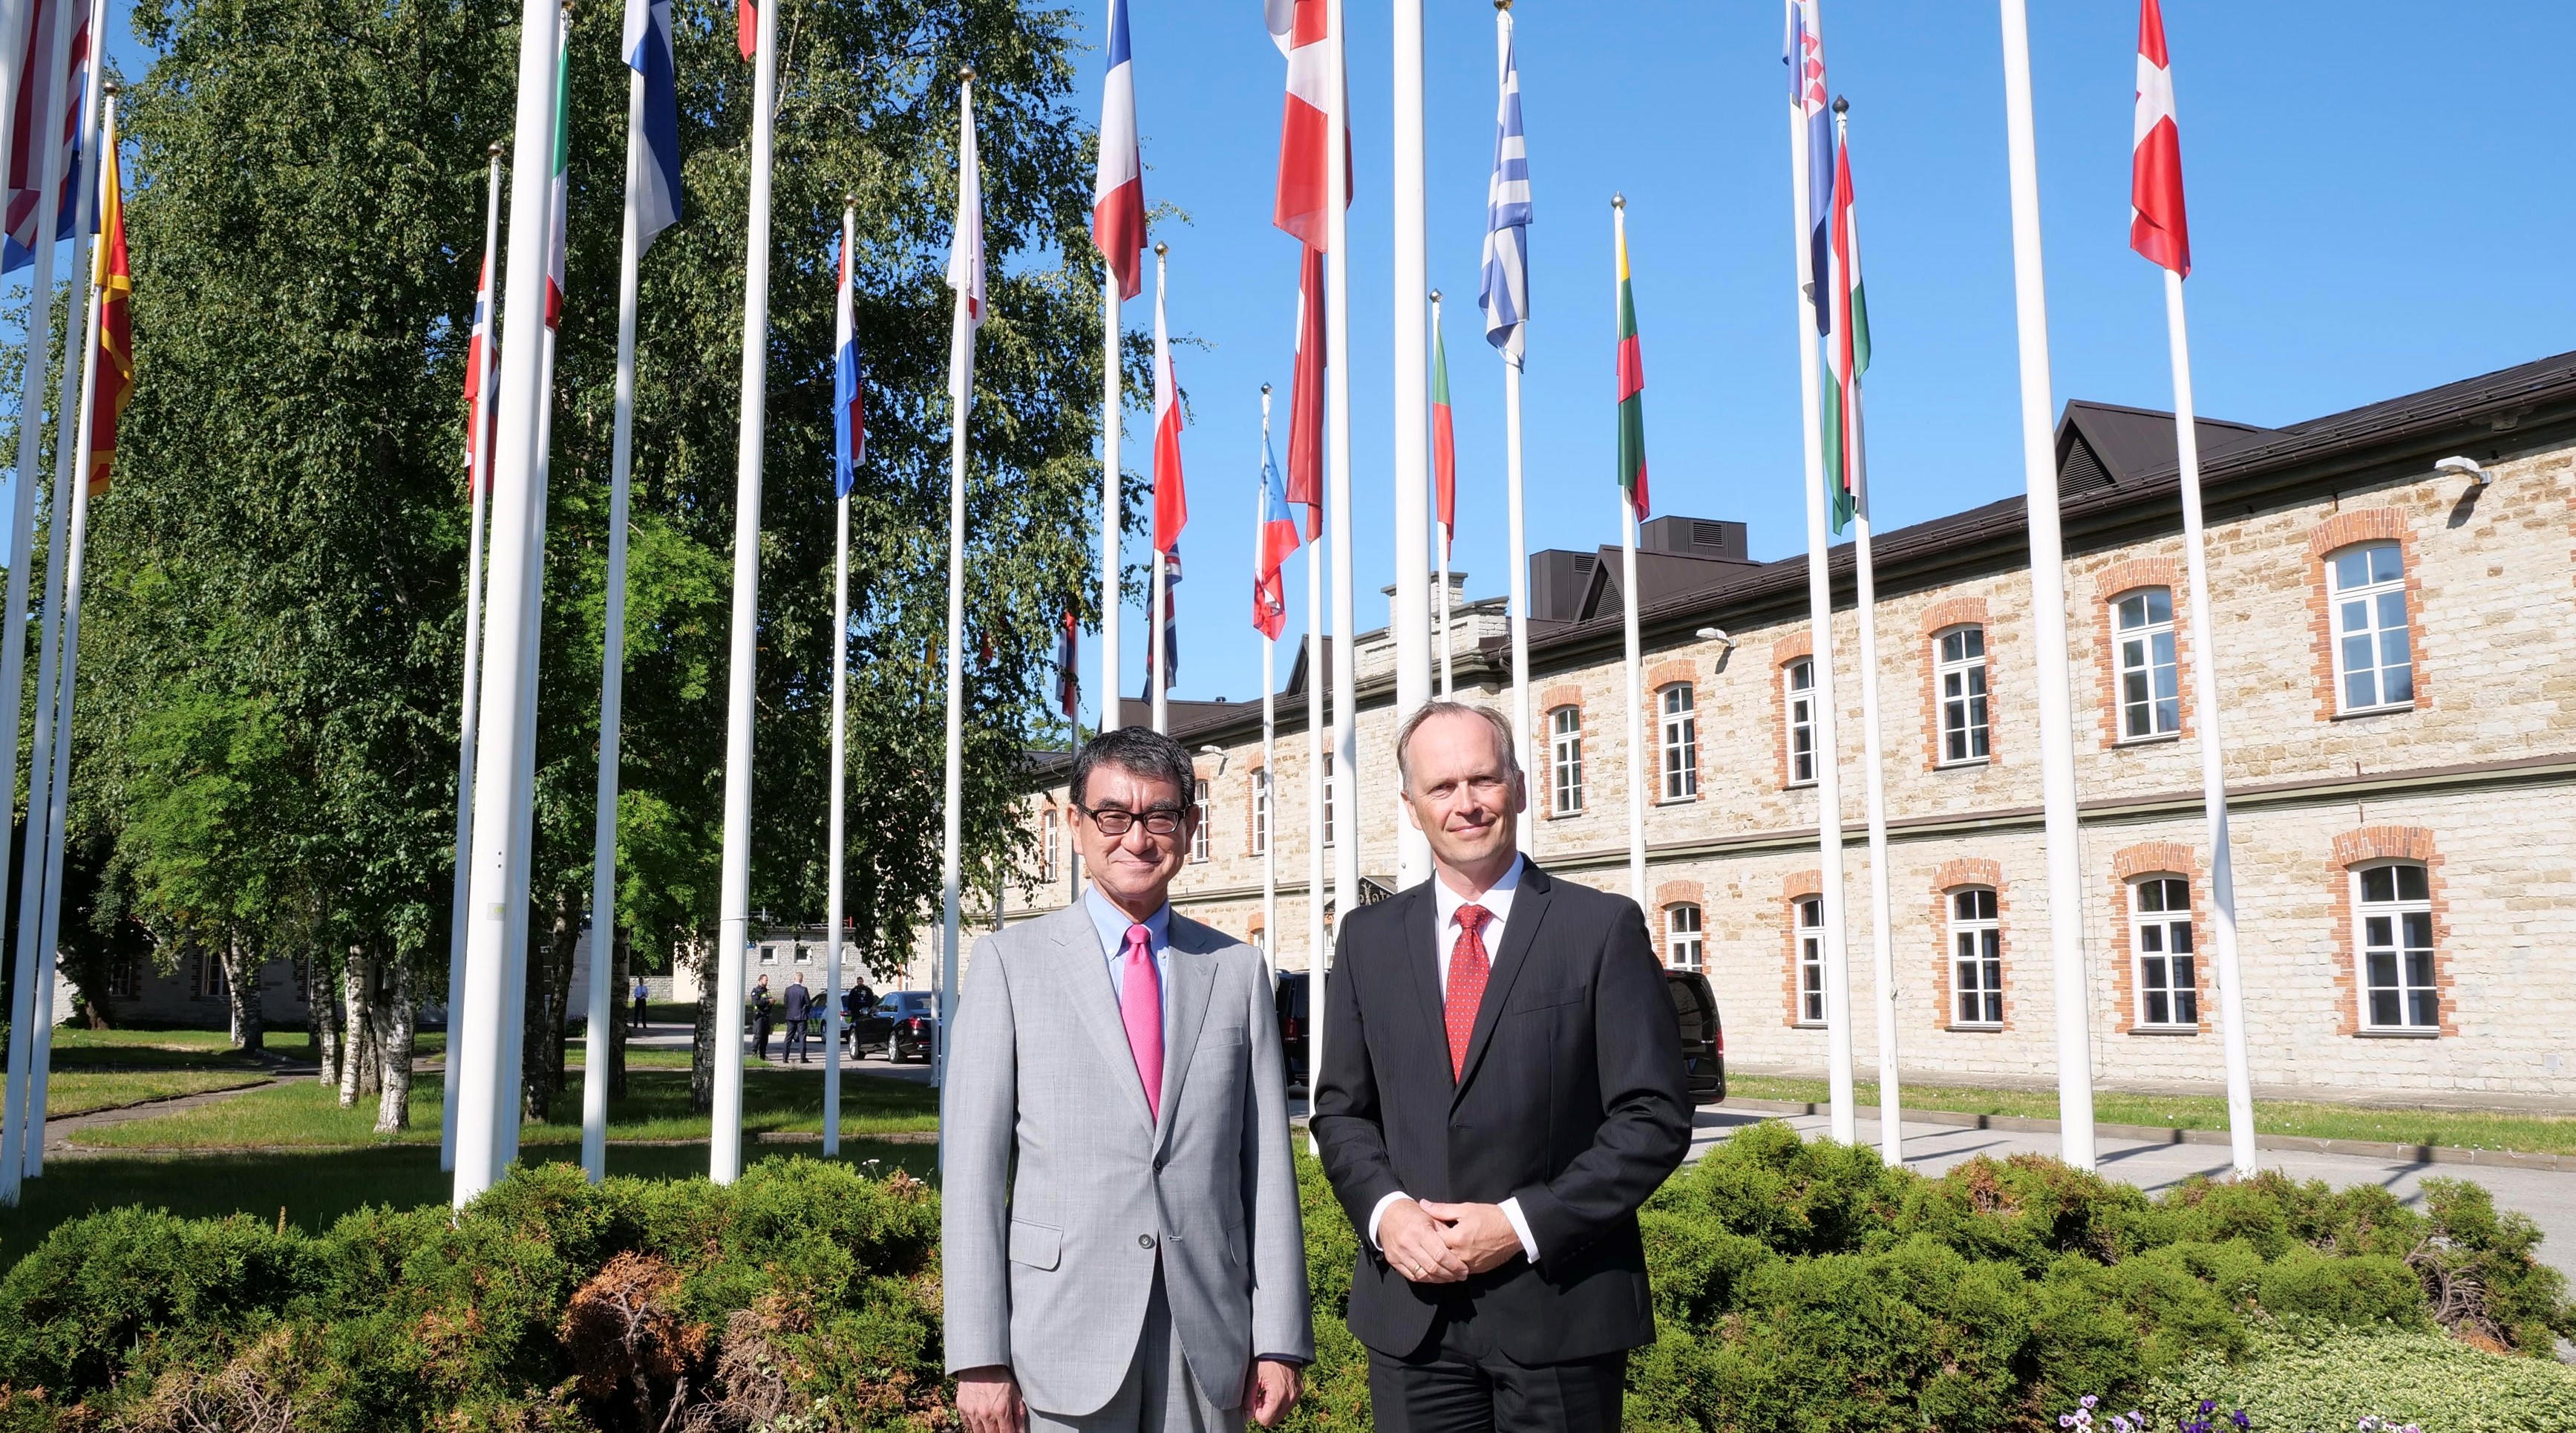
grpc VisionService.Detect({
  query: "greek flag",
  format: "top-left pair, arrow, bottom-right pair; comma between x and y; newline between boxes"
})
623,0 -> 682,252
1477,6 -> 1529,365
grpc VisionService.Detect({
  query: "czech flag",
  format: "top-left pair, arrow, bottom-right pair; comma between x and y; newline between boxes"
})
1253,428 -> 1298,640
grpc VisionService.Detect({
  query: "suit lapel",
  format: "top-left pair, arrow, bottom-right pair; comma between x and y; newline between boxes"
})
1055,902 -> 1157,1135
1453,862 -> 1553,1103
1402,885 -> 1448,1076
1151,921 -> 1220,1154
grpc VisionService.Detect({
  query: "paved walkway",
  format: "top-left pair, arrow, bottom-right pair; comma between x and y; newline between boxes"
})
1685,1108 -> 2576,1282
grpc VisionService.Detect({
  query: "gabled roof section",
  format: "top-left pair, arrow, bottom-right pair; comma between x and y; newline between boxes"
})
2055,400 -> 2277,496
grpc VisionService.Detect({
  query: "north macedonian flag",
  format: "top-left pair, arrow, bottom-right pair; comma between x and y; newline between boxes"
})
88,122 -> 130,497
1614,215 -> 1648,518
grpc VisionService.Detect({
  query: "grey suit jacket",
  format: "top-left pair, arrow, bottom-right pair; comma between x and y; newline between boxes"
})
942,901 -> 1313,1418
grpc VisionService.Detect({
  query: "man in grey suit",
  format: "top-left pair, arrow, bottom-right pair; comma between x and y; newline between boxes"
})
946,726 -> 1312,1433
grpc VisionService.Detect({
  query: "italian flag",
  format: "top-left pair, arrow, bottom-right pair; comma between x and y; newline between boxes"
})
1822,125 -> 1867,534
1431,304 -> 1455,554
544,7 -> 569,330
1614,210 -> 1649,518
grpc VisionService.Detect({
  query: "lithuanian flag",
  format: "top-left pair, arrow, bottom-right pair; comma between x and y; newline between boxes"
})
88,115 -> 131,497
1614,202 -> 1648,518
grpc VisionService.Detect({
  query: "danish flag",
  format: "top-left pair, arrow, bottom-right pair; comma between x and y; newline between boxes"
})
2130,0 -> 2190,277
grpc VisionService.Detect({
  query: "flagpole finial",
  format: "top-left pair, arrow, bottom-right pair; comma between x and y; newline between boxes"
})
102,77 -> 117,96
488,140 -> 506,159
1495,0 -> 1509,10
960,65 -> 975,82
1612,192 -> 1627,210
1263,382 -> 1272,396
1833,94 -> 1849,115
1154,241 -> 1168,257
1429,288 -> 1442,304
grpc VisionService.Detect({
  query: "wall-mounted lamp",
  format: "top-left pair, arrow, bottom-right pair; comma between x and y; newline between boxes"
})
1195,743 -> 1228,777
2436,454 -> 2488,488
1695,626 -> 1736,651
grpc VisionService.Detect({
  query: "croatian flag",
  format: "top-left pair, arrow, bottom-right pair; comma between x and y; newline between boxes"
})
2130,0 -> 2190,278
544,6 -> 570,329
4,0 -> 93,273
1253,428 -> 1298,640
1286,244 -> 1324,539
1091,0 -> 1145,299
832,226 -> 866,500
1477,4 -> 1529,365
624,0 -> 683,252
1785,0 -> 1831,333
1269,0 -> 1346,249
1056,608 -> 1081,720
1150,261 -> 1186,556
463,248 -> 497,480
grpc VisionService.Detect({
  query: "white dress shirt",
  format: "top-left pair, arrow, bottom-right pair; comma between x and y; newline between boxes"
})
1367,854 -> 1542,1264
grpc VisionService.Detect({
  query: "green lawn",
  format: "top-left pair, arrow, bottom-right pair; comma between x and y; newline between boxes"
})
0,1140 -> 940,1270
70,1068 -> 938,1151
45,1069 -> 273,1117
1727,1074 -> 2576,1157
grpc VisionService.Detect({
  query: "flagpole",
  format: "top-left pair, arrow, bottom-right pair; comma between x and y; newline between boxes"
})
1611,196 -> 1645,910
1998,0 -> 2096,1170
1325,0 -> 1356,939
1787,14 -> 1856,1147
1387,0 -> 1429,887
935,71 -> 980,1101
710,0 -> 784,1184
1150,542 -> 1167,729
1828,101 -> 1901,1169
1487,0 -> 1532,849
1303,389 -> 1327,1139
1430,290 -> 1452,699
443,141 -> 505,1175
577,56 -> 654,1185
0,0 -> 92,1204
1100,296 -> 1123,734
822,202 -> 856,1158
1258,385 -> 1280,983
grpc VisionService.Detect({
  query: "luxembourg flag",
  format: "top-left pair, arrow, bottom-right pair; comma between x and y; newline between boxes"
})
1253,427 -> 1298,640
832,225 -> 865,500
3,0 -> 92,272
2129,0 -> 2189,278
1268,0 -> 1345,249
463,248 -> 496,478
624,0 -> 683,252
1091,0 -> 1145,299
1150,259 -> 1186,556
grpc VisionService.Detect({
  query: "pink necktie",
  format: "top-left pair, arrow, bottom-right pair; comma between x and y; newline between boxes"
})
1120,924 -> 1166,1121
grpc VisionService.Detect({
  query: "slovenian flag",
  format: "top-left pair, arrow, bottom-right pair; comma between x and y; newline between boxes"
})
544,6 -> 570,329
1823,113 -> 1868,535
86,108 -> 128,497
2130,0 -> 2189,278
1150,258 -> 1186,556
624,0 -> 682,252
1431,303 -> 1455,556
1092,0 -> 1145,299
1785,0 -> 1831,333
1253,425 -> 1298,640
1615,209 -> 1648,519
4,0 -> 93,272
833,216 -> 865,500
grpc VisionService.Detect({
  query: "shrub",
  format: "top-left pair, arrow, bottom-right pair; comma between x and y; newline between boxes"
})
2145,1325 -> 2576,1433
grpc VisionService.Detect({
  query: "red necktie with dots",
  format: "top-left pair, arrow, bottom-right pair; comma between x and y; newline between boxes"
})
1444,904 -> 1493,1081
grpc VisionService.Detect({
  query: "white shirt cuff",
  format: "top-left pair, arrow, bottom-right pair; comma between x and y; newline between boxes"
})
1366,1191 -> 1408,1250
1498,1197 -> 1540,1264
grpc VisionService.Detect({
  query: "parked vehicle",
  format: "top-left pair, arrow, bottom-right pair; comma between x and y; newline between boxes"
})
853,990 -> 940,1063
1275,970 -> 1311,1087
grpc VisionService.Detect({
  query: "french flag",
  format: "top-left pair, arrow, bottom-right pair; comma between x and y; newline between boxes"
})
2130,0 -> 2189,278
1253,428 -> 1298,640
1150,256 -> 1186,556
1269,0 -> 1346,249
463,249 -> 497,483
624,0 -> 683,252
833,219 -> 866,500
3,0 -> 91,273
1091,0 -> 1145,299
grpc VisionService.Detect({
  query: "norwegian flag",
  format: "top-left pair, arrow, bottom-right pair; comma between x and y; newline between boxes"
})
1092,0 -> 1146,299
1269,0 -> 1347,249
1056,608 -> 1081,720
1285,243 -> 1324,539
463,247 -> 497,483
2130,0 -> 2189,277
1150,256 -> 1186,556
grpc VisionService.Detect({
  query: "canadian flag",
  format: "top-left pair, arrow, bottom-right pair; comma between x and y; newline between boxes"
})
2130,0 -> 2189,277
1151,258 -> 1187,556
1269,0 -> 1347,249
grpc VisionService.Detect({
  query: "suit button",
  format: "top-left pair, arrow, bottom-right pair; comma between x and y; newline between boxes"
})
1138,1234 -> 1156,1249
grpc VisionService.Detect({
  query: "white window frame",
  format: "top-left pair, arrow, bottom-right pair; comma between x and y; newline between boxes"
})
1794,896 -> 1825,1025
2116,588 -> 2181,740
1191,778 -> 1212,864
2130,875 -> 2197,1028
1665,904 -> 1704,973
1252,769 -> 1271,857
1549,705 -> 1585,816
194,952 -> 227,999
1038,808 -> 1060,884
1935,626 -> 1990,766
2329,542 -> 2414,714
2353,861 -> 2438,1031
1948,887 -> 2003,1028
1321,751 -> 1336,848
1659,684 -> 1698,801
1785,658 -> 1817,787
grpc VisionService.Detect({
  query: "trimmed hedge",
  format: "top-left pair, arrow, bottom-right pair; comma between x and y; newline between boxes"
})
0,1124 -> 2568,1431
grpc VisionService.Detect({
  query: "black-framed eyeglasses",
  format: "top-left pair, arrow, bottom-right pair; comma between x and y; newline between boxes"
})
1079,804 -> 1187,837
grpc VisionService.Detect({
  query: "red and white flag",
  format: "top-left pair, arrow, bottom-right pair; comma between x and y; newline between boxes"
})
1269,0 -> 1347,249
1286,244 -> 1324,538
1092,0 -> 1145,299
946,75 -> 986,403
1151,259 -> 1186,555
2130,0 -> 2189,277
463,247 -> 496,480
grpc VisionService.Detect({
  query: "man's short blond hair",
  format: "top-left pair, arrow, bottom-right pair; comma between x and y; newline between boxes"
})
1395,700 -> 1520,790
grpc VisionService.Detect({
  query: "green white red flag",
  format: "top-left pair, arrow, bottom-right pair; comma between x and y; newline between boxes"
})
1431,303 -> 1455,555
1823,117 -> 1867,534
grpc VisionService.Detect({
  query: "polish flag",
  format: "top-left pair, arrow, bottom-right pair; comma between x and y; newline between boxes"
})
1269,0 -> 1347,249
1286,244 -> 1324,538
1093,0 -> 1146,299
2130,0 -> 2189,277
1151,260 -> 1186,555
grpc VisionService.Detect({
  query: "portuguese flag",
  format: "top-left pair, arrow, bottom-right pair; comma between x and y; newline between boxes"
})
1431,304 -> 1455,554
1614,207 -> 1649,518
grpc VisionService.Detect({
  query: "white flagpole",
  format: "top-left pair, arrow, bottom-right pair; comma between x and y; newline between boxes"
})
443,141 -> 505,1175
452,0 -> 569,1207
1431,293 -> 1451,699
1099,292 -> 1122,724
1491,1 -> 1532,850
1389,0 -> 1428,887
2163,268 -> 2252,1173
1613,197 -> 1644,911
578,56 -> 653,1184
1998,0 -> 2096,1169
1303,411 -> 1326,1130
823,203 -> 855,1158
1787,25 -> 1856,1147
1258,385 -> 1278,984
1325,0 -> 1356,933
710,0 -> 783,1185
0,0 -> 92,1204
935,71 -> 980,1099
1150,244 -> 1171,735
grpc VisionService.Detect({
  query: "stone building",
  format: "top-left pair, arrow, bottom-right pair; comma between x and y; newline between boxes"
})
906,348 -> 2576,1109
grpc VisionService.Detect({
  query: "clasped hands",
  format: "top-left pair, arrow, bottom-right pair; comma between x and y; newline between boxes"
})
1378,1197 -> 1523,1284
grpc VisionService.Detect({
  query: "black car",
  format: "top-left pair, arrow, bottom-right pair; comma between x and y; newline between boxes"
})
852,990 -> 940,1063
1273,967 -> 1724,1105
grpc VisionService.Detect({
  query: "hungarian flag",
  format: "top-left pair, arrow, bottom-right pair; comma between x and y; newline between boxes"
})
1269,0 -> 1347,249
1150,258 -> 1186,556
544,6 -> 569,329
1823,117 -> 1868,535
1286,243 -> 1324,538
2130,0 -> 2189,277
1785,0 -> 1831,332
1614,211 -> 1648,518
1056,607 -> 1081,720
1253,425 -> 1298,640
1431,303 -> 1455,555
463,246 -> 496,480
832,214 -> 865,499
623,0 -> 682,251
85,114 -> 128,497
1092,0 -> 1145,299
4,0 -> 93,272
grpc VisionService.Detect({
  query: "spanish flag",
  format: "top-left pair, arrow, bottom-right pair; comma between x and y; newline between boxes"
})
87,123 -> 130,497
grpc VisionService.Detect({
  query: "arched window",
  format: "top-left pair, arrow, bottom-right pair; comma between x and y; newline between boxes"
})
2130,875 -> 2195,1027
2353,861 -> 2436,1030
1784,659 -> 1817,786
2330,543 -> 2413,713
1794,896 -> 1825,1025
1549,705 -> 1585,815
1948,887 -> 2002,1027
1934,625 -> 1989,764
1664,904 -> 1704,973
1659,685 -> 1698,800
2115,589 -> 2180,739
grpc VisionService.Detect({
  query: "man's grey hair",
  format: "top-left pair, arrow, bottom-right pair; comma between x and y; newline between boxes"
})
1070,725 -> 1200,811
1395,700 -> 1521,790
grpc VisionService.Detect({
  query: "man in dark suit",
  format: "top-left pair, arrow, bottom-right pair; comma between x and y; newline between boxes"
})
1313,701 -> 1691,1433
782,972 -> 813,1064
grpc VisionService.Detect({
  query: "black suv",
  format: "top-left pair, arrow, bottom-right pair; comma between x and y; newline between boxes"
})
851,990 -> 939,1063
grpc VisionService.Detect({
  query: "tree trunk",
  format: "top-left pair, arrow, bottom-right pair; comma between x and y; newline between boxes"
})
688,935 -> 716,1114
523,889 -> 580,1124
376,954 -> 413,1133
339,945 -> 379,1107
609,924 -> 630,1100
220,933 -> 264,1053
312,954 -> 341,1086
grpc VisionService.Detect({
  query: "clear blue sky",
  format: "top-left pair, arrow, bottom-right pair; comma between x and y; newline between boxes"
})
1081,0 -> 2576,719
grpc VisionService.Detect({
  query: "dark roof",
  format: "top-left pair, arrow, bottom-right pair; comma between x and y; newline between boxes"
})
2056,400 -> 2277,496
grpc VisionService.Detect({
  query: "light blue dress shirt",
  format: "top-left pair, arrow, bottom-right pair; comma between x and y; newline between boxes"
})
1083,884 -> 1173,1010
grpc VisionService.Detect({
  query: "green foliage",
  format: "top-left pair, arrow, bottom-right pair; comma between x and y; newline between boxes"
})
2144,1325 -> 2576,1433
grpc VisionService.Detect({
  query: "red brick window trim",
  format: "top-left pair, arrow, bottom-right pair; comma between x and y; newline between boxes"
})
1776,647 -> 1818,791
1244,760 -> 1270,858
2304,510 -> 2430,722
2091,558 -> 2196,748
2327,825 -> 2456,1037
1930,858 -> 2010,1034
1658,880 -> 1707,973
2107,840 -> 2205,1035
1920,598 -> 1995,772
1543,701 -> 1586,820
1781,870 -> 1824,1028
